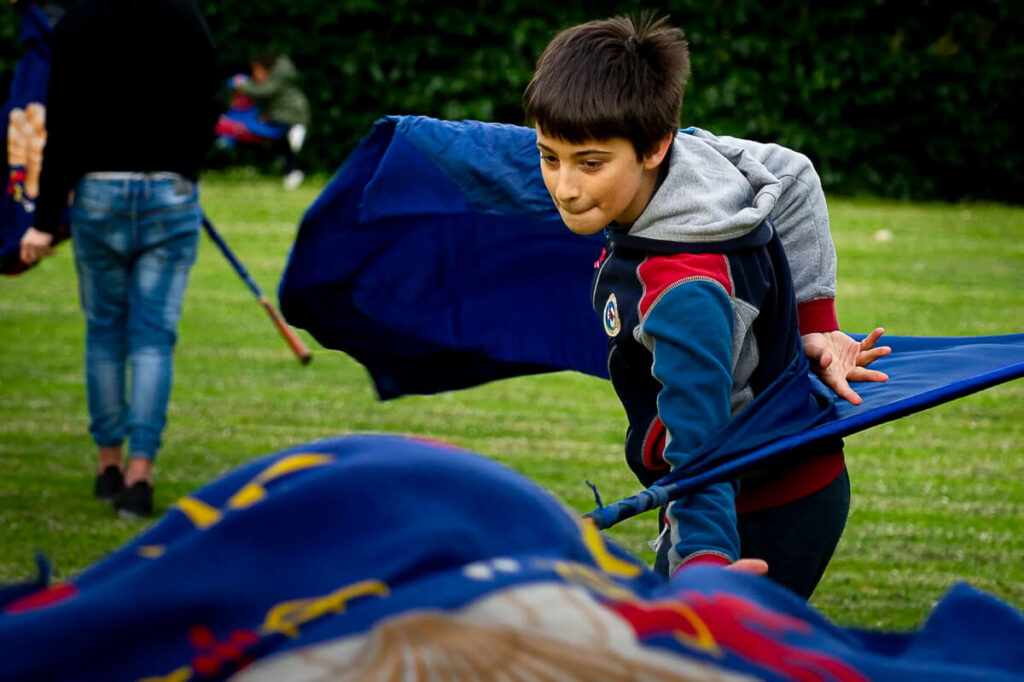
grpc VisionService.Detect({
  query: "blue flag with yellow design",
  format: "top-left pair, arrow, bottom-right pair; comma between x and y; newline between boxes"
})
2,434 -> 1024,680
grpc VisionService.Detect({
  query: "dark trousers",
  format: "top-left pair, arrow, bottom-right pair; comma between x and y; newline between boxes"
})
267,121 -> 300,174
655,468 -> 851,600
273,135 -> 298,174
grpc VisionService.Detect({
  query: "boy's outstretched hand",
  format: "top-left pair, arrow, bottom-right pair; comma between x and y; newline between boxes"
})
802,327 -> 891,405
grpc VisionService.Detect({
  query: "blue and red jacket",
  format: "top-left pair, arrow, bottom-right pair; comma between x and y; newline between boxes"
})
592,131 -> 845,572
594,221 -> 844,570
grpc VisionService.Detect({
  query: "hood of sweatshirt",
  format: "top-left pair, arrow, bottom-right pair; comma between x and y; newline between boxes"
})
271,55 -> 299,84
624,131 -> 782,244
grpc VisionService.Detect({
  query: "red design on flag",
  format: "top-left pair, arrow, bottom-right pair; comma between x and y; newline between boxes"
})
608,591 -> 868,680
7,169 -> 26,197
188,624 -> 260,676
3,582 -> 78,614
684,591 -> 869,681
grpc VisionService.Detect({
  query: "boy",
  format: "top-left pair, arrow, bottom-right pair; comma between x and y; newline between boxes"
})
232,51 -> 310,190
523,14 -> 888,597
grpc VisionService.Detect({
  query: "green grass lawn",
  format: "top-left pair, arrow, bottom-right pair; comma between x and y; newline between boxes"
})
1,171 -> 1021,631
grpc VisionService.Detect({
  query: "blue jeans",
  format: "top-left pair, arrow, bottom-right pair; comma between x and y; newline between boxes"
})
70,175 -> 200,460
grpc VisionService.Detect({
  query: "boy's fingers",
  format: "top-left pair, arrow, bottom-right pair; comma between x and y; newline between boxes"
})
839,388 -> 863,406
857,346 -> 891,366
861,327 -> 886,348
849,368 -> 888,383
19,243 -> 55,265
827,376 -> 862,405
726,558 -> 769,575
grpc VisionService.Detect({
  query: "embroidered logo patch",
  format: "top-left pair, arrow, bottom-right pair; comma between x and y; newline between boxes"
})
603,293 -> 621,337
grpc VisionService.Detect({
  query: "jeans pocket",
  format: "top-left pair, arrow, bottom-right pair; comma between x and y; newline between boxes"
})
73,179 -> 125,218
144,181 -> 199,219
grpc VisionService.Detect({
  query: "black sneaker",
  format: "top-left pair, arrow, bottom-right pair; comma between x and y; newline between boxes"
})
114,481 -> 153,518
94,466 -> 124,501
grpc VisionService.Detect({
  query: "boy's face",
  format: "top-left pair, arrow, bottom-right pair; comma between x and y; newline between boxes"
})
535,128 -> 669,235
251,63 -> 270,82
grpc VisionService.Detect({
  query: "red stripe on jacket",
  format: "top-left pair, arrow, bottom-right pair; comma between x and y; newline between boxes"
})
642,416 -> 670,472
637,254 -> 732,319
797,298 -> 839,334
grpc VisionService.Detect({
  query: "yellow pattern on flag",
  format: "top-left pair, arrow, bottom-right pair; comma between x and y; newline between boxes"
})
256,453 -> 333,482
226,453 -> 334,510
579,517 -> 643,578
226,483 -> 266,509
174,497 -> 222,529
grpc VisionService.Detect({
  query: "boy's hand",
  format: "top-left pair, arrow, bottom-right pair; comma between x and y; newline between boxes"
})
19,227 -> 54,265
726,558 -> 769,575
802,328 -> 890,405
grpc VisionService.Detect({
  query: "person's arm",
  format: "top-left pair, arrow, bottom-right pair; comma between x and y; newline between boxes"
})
692,130 -> 835,325
22,13 -> 77,265
183,7 -> 221,161
234,70 -> 284,101
32,17 -> 75,239
640,276 -> 740,575
692,130 -> 890,401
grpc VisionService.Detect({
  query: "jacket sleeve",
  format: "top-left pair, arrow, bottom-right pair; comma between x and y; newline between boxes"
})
236,72 -> 285,101
33,19 -> 75,236
187,7 -> 221,160
641,279 -> 740,573
691,130 -> 838,333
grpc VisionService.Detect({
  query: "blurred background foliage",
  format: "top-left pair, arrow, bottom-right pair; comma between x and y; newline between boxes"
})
2,0 -> 1021,202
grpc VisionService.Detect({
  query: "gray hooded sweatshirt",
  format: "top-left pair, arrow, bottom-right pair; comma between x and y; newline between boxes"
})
629,128 -> 838,315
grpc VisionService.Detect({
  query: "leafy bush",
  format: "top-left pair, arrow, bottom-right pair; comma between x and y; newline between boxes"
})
3,0 -> 1021,202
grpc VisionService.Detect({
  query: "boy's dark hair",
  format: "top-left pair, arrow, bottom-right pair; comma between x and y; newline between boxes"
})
523,13 -> 690,159
252,51 -> 280,70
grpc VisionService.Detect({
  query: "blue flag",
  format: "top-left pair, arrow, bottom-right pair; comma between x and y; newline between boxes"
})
279,116 -> 607,398
0,1 -> 68,275
278,116 -> 1024,524
3,434 -> 1024,680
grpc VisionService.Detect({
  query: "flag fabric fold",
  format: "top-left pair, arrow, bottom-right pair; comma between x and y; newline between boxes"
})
588,332 -> 1024,528
3,434 -> 1024,681
279,116 -> 608,398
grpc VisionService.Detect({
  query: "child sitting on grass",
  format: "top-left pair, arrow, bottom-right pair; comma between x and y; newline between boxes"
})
232,51 -> 310,190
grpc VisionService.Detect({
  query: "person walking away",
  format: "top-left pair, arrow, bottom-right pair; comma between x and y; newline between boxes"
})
19,0 -> 221,517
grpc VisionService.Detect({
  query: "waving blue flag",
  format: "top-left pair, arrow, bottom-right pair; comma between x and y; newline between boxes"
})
280,116 -> 606,398
278,116 -> 1024,524
3,434 -> 1024,680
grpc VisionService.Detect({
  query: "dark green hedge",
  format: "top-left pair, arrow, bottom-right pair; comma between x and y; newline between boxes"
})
3,1 -> 1021,202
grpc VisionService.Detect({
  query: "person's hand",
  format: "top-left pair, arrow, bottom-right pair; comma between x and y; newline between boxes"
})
726,558 -> 769,575
802,328 -> 890,405
19,227 -> 54,265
